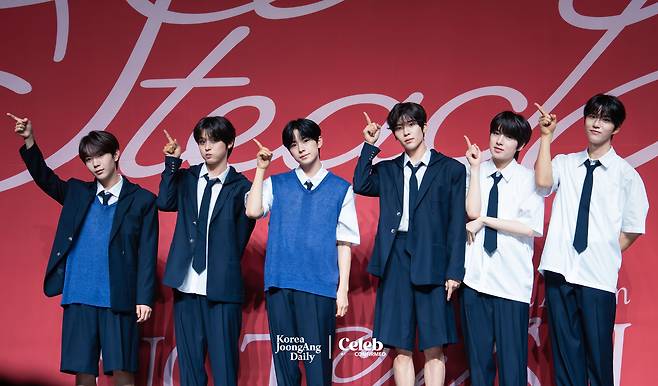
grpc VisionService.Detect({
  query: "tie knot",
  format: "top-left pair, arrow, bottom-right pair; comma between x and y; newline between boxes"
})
304,180 -> 313,190
204,175 -> 219,186
99,191 -> 112,205
407,161 -> 423,174
584,159 -> 602,171
491,172 -> 503,185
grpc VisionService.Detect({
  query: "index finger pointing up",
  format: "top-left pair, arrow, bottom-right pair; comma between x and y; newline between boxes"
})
6,112 -> 21,122
363,112 -> 372,125
253,138 -> 265,149
534,103 -> 549,117
163,129 -> 174,142
464,135 -> 472,148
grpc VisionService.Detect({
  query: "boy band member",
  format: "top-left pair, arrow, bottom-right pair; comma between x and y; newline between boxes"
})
246,118 -> 360,386
157,117 -> 255,386
353,103 -> 466,386
535,95 -> 648,386
10,113 -> 157,386
461,111 -> 544,386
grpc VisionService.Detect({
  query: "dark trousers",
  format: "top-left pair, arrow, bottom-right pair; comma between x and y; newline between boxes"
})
460,285 -> 529,386
544,271 -> 616,386
173,290 -> 242,386
265,288 -> 335,386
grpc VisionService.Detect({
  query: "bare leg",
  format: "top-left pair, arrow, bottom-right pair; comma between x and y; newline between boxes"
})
75,373 -> 96,386
423,346 -> 446,386
393,349 -> 415,386
113,371 -> 135,386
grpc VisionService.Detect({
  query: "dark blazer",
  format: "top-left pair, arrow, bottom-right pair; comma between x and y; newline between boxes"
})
20,144 -> 158,312
157,156 -> 255,303
353,143 -> 466,286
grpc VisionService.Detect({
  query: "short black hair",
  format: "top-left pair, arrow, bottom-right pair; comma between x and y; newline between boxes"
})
282,118 -> 321,149
583,94 -> 626,129
193,116 -> 237,157
386,102 -> 427,131
78,131 -> 120,161
490,111 -> 531,160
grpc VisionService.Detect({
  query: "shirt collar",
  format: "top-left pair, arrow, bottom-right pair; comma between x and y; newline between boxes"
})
403,149 -> 431,168
96,175 -> 123,198
199,163 -> 230,184
295,164 -> 328,187
482,159 -> 518,183
576,147 -> 617,169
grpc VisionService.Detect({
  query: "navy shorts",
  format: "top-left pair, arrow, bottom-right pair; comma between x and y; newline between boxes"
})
61,303 -> 139,376
373,233 -> 457,351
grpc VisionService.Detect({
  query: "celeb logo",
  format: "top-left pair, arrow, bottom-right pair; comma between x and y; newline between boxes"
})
338,337 -> 386,358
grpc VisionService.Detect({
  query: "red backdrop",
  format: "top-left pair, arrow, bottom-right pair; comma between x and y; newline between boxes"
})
1,1 -> 657,385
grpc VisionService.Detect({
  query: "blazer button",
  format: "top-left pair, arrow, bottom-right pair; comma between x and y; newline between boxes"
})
122,250 -> 125,255
68,236 -> 73,241
396,211 -> 401,216
56,252 -> 61,256
390,229 -> 396,234
193,221 -> 197,225
189,238 -> 194,243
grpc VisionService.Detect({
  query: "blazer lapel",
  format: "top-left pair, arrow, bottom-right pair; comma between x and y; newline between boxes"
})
413,150 -> 444,211
72,183 -> 97,233
109,179 -> 137,242
208,167 -> 238,224
393,154 -> 405,207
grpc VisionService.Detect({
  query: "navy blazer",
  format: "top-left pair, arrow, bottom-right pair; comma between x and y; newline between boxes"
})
353,143 -> 466,286
157,156 -> 255,303
20,144 -> 158,312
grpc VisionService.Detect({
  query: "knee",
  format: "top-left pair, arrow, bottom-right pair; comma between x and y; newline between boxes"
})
394,349 -> 414,365
423,346 -> 445,362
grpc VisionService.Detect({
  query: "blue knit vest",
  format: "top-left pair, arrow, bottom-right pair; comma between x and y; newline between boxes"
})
265,170 -> 350,298
61,198 -> 116,307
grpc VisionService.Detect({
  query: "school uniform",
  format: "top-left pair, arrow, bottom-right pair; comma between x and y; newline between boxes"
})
353,142 -> 466,351
258,166 -> 360,386
461,159 -> 544,386
157,156 -> 255,386
539,148 -> 648,386
20,143 -> 158,376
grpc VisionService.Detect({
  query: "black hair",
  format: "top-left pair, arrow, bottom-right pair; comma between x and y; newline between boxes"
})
193,116 -> 236,157
386,102 -> 427,131
78,131 -> 120,162
281,118 -> 321,149
490,111 -> 531,160
583,94 -> 626,129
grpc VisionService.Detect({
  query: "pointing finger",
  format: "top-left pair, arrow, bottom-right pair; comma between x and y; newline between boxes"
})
253,138 -> 265,149
163,129 -> 174,143
534,103 -> 549,117
6,112 -> 22,122
363,112 -> 372,125
464,135 -> 472,148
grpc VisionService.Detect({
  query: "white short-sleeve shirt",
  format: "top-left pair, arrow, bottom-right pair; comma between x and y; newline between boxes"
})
538,147 -> 649,293
463,160 -> 544,303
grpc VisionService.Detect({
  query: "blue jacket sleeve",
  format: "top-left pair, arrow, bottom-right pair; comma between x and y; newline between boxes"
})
19,143 -> 69,205
136,195 -> 158,307
353,142 -> 381,197
156,156 -> 183,212
445,163 -> 467,281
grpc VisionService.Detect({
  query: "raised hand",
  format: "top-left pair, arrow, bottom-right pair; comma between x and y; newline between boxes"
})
253,138 -> 273,170
162,129 -> 182,157
7,112 -> 32,139
464,135 -> 481,167
362,112 -> 381,145
534,103 -> 557,136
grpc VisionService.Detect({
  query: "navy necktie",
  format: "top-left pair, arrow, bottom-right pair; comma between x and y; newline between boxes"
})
99,191 -> 112,206
304,180 -> 313,190
484,172 -> 503,254
573,160 -> 601,253
193,175 -> 219,273
407,161 -> 424,229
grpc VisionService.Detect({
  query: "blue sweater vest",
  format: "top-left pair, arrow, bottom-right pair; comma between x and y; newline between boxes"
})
265,170 -> 350,298
61,198 -> 116,307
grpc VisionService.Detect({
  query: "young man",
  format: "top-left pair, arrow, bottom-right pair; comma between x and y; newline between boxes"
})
535,95 -> 649,386
461,111 -> 544,386
9,113 -> 157,386
353,102 -> 466,386
157,116 -> 255,386
246,118 -> 359,386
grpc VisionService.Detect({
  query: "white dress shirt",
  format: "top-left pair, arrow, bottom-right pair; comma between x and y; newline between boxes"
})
538,147 -> 649,293
259,165 -> 361,245
95,175 -> 123,205
178,163 -> 231,295
463,160 -> 544,304
397,149 -> 432,232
